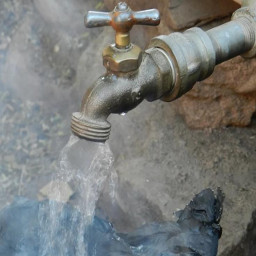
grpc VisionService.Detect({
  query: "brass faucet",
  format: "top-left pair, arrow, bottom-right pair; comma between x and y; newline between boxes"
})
71,1 -> 256,142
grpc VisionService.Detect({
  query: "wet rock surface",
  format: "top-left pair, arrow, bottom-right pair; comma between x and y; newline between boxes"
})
0,189 -> 223,256
0,1 -> 256,256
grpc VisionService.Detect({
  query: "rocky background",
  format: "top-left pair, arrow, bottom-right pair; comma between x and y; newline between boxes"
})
0,0 -> 256,255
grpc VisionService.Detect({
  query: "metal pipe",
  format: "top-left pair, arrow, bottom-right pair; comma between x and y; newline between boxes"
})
72,2 -> 256,142
207,18 -> 255,64
150,5 -> 256,101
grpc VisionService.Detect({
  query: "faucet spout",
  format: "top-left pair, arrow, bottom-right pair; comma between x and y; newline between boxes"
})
71,50 -> 174,142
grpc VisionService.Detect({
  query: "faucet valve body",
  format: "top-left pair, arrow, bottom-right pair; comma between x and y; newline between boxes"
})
85,2 -> 160,73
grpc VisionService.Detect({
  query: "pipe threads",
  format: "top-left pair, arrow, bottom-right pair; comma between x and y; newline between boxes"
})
239,17 -> 255,46
71,112 -> 111,142
232,7 -> 256,58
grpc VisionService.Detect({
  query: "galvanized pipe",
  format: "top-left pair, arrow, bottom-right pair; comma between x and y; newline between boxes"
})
207,18 -> 255,64
150,4 -> 256,101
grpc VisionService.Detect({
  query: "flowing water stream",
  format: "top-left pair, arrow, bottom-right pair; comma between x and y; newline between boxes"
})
38,135 -> 114,256
0,134 -> 222,256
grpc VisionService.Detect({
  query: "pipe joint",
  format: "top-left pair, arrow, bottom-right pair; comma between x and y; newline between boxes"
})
149,27 -> 216,101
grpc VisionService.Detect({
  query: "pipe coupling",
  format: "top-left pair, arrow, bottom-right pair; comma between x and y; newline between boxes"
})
149,27 -> 216,101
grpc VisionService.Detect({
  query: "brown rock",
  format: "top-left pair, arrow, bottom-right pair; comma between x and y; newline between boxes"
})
176,57 -> 256,128
168,0 -> 239,30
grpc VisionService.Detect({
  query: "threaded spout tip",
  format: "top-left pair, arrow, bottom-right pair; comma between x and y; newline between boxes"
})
71,112 -> 111,142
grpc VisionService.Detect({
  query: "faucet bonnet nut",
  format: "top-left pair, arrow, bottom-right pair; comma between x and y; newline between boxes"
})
103,44 -> 142,73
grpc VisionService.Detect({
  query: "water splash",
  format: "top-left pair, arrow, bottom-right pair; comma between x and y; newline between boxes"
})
38,134 -> 114,256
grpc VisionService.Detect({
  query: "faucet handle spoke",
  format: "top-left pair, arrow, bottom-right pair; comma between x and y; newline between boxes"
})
86,12 -> 112,28
85,2 -> 160,48
133,10 -> 161,26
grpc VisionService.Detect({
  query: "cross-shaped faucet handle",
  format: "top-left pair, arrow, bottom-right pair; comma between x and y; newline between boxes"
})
85,2 -> 160,48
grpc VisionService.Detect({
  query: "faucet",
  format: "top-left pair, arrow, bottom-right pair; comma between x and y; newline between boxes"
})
71,1 -> 256,142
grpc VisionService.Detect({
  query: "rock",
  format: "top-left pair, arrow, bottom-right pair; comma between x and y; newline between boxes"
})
221,210 -> 256,256
105,97 -> 256,255
0,189 -> 223,256
167,0 -> 239,30
38,181 -> 73,203
97,180 -> 165,232
176,56 -> 256,128
119,188 -> 224,256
